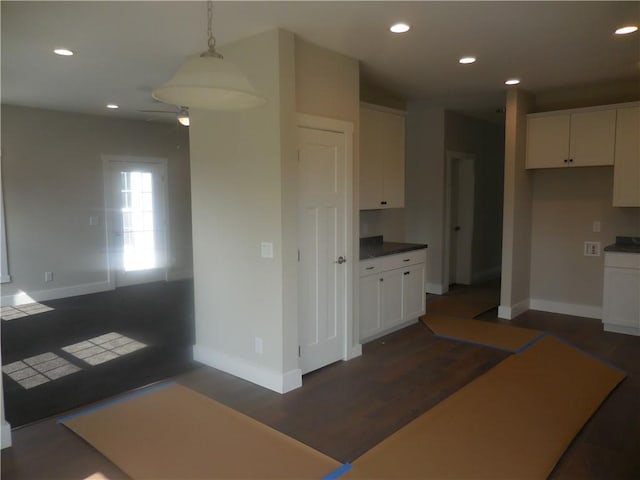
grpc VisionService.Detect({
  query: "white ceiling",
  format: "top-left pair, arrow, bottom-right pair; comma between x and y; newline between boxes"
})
2,1 -> 639,122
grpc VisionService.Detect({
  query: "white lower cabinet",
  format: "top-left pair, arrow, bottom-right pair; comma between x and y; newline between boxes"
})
359,249 -> 426,342
602,252 -> 640,336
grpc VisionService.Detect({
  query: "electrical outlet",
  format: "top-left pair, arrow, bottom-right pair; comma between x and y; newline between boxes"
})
583,241 -> 601,257
260,242 -> 273,259
44,271 -> 53,282
592,221 -> 601,233
254,336 -> 263,355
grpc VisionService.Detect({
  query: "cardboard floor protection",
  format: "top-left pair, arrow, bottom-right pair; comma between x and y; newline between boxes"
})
343,336 -> 625,480
422,315 -> 543,352
426,287 -> 500,319
62,383 -> 342,479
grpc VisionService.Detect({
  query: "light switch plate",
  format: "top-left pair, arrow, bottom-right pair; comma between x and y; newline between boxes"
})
261,242 -> 274,259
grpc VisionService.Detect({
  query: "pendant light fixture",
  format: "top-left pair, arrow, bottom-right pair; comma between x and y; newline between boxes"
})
152,1 -> 265,110
177,107 -> 190,126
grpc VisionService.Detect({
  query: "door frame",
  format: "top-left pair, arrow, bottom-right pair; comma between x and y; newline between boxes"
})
296,114 -> 360,366
444,150 -> 475,289
102,155 -> 169,289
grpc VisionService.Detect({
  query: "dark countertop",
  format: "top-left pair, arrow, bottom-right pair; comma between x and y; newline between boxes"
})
604,236 -> 640,254
360,235 -> 428,260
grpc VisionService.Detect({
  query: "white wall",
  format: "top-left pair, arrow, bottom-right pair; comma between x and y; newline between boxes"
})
0,105 -> 192,305
189,29 -> 300,393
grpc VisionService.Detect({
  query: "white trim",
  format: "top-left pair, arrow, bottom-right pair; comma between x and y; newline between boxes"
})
360,318 -> 419,344
1,280 -> 113,307
498,298 -> 530,320
527,100 -> 639,119
345,343 -> 362,361
0,275 -> 10,284
193,344 -> 302,394
359,102 -> 407,117
472,266 -> 502,284
1,420 -> 11,449
426,282 -> 447,295
444,151 -> 476,288
166,268 -> 194,282
297,114 -> 354,134
529,299 -> 602,319
603,323 -> 640,337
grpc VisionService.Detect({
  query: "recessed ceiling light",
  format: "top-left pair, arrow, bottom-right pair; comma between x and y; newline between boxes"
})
106,104 -> 119,109
390,23 -> 410,34
459,57 -> 476,64
505,79 -> 521,86
53,48 -> 74,56
615,25 -> 638,35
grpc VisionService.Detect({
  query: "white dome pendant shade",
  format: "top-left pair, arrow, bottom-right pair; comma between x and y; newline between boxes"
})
152,55 -> 265,110
152,0 -> 265,111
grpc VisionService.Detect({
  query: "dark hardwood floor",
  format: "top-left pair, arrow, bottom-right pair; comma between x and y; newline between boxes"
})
1,280 -> 197,427
2,306 -> 639,479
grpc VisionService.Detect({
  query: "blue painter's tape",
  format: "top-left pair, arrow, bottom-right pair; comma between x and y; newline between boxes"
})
57,381 -> 176,424
322,463 -> 352,480
433,333 -> 518,353
543,333 -> 629,376
515,332 -> 546,354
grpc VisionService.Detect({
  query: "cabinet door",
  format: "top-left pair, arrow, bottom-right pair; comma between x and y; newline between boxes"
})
603,266 -> 640,328
526,114 -> 570,169
381,112 -> 405,208
381,269 -> 404,328
613,106 -> 640,207
402,263 -> 426,321
359,274 -> 383,340
360,108 -> 384,209
570,109 -> 616,166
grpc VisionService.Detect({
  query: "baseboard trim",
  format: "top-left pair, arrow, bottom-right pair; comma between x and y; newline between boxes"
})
345,343 -> 362,361
192,344 -> 302,394
529,299 -> 602,320
0,275 -> 11,284
603,323 -> 640,337
498,299 -> 530,320
1,420 -> 11,449
426,283 -> 447,295
1,280 -> 114,307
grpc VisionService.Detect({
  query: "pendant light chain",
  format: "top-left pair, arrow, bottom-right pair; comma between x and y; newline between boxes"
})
202,0 -> 223,59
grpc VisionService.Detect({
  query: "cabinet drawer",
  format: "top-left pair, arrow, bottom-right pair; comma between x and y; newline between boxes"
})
359,258 -> 386,277
382,249 -> 427,270
604,252 -> 640,269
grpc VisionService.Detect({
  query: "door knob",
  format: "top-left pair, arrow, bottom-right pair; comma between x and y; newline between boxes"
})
336,256 -> 347,264
454,226 -> 461,231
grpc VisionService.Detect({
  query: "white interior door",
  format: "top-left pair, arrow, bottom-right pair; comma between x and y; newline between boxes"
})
105,157 -> 168,287
447,153 -> 475,286
298,127 -> 347,375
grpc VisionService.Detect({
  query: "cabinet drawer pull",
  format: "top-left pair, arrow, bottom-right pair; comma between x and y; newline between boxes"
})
404,271 -> 410,275
380,201 -> 387,205
379,278 -> 384,282
365,266 -> 375,270
403,258 -> 410,262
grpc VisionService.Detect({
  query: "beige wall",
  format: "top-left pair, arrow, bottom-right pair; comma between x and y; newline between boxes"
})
190,31 -> 360,391
500,89 -> 534,318
502,78 -> 640,319
0,104 -> 192,303
190,29 -> 297,387
405,106 -> 446,292
445,111 -> 505,281
530,167 -> 640,312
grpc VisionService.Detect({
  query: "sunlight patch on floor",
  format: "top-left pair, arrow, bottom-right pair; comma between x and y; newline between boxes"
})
2,352 -> 81,389
63,332 -> 147,366
1,303 -> 54,321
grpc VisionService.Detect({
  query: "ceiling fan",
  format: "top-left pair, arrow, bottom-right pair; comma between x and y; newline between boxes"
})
137,106 -> 190,126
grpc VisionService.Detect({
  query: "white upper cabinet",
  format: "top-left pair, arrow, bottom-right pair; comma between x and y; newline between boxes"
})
360,104 -> 405,210
526,107 -> 616,169
613,106 -> 640,207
